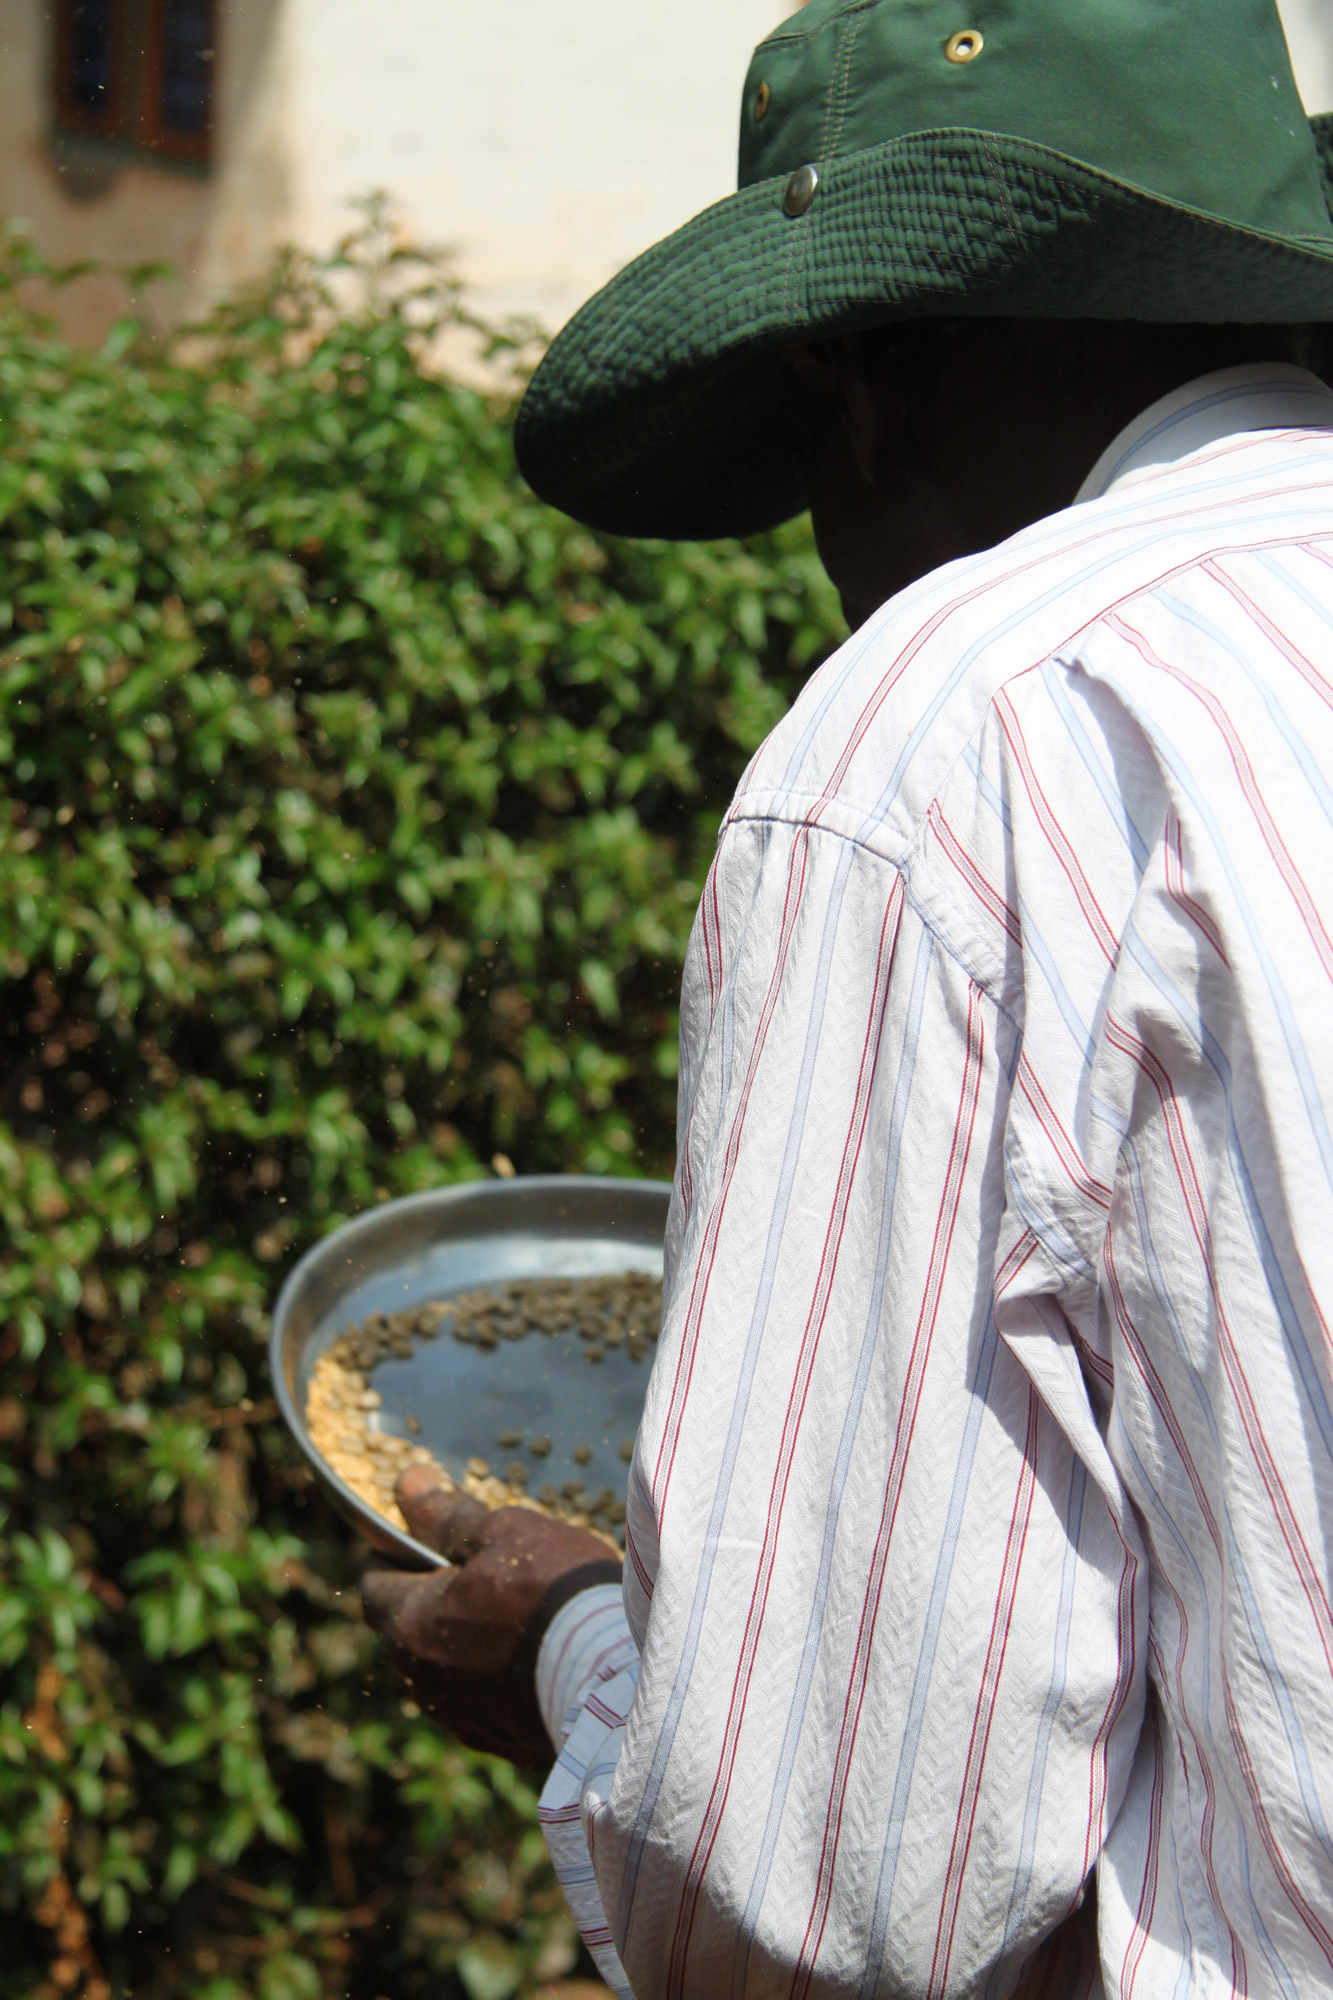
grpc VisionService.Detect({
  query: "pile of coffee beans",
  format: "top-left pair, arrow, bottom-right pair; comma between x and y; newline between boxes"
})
304,1272 -> 661,1548
431,1271 -> 661,1360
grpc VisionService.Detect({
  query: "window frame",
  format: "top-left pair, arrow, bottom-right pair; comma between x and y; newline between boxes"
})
51,0 -> 215,171
140,0 -> 215,166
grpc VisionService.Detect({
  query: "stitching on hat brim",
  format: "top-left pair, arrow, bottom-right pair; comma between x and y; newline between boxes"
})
515,126 -> 1333,541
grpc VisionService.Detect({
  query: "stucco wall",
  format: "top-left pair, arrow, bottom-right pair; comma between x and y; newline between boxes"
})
274,0 -> 783,333
1281,0 -> 1333,114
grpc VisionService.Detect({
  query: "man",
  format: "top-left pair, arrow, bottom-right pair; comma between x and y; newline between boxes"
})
364,1 -> 1333,1993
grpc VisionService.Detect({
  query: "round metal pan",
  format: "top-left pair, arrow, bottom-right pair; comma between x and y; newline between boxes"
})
269,1175 -> 671,1569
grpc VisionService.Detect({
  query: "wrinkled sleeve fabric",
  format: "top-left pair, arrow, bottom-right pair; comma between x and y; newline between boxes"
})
537,1587 -> 643,1995
539,797 -> 1147,1999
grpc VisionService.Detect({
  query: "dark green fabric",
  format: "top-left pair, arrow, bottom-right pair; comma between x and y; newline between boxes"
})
516,0 -> 1333,540
739,0 -> 1329,238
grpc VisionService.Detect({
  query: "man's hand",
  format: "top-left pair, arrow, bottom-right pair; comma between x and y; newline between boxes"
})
361,1465 -> 623,1768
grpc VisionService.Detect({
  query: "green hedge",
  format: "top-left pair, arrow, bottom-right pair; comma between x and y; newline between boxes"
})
0,216 -> 841,2000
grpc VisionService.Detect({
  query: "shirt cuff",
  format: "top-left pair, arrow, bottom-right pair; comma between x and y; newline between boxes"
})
535,1582 -> 637,1752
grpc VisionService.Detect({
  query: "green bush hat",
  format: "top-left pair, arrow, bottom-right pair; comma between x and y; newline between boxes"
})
514,0 -> 1333,542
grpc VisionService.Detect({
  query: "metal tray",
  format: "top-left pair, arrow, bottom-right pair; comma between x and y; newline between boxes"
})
269,1175 -> 671,1568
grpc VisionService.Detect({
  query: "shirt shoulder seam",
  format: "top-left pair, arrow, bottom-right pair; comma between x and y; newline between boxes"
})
716,809 -> 1023,1040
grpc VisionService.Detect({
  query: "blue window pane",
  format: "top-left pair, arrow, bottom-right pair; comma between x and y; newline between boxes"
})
160,0 -> 212,136
69,0 -> 114,115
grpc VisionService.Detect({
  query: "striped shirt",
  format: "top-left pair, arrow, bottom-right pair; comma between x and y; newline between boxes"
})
535,364 -> 1333,1999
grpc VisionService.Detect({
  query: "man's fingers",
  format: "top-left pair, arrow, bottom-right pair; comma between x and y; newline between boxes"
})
397,1471 -> 491,1561
361,1564 -> 427,1636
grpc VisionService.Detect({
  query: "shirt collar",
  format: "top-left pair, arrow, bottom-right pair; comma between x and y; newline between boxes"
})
1075,361 -> 1333,504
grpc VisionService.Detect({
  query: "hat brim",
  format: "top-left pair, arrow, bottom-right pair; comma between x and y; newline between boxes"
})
514,125 -> 1333,542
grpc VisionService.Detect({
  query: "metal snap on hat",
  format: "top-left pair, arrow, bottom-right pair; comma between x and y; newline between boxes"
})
516,0 -> 1333,543
782,163 -> 818,216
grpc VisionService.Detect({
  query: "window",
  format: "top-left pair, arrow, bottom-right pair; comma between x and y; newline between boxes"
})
54,0 -> 214,167
148,0 -> 213,155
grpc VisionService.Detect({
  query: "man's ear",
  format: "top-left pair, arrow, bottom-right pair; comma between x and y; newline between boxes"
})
829,337 -> 887,486
778,333 -> 906,485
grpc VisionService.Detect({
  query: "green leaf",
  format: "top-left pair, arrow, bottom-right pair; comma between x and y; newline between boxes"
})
456,1938 -> 523,2000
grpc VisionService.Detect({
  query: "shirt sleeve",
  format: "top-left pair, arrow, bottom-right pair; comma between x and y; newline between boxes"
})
538,812 -> 1146,1999
536,1587 -> 642,1997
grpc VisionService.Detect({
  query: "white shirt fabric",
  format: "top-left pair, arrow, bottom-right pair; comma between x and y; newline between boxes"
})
535,366 -> 1333,2000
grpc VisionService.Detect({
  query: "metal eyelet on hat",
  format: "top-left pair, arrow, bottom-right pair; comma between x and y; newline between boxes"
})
783,164 -> 819,217
754,80 -> 771,121
944,29 -> 984,62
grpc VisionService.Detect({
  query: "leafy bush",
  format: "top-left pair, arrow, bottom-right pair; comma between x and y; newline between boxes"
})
0,216 -> 842,1999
